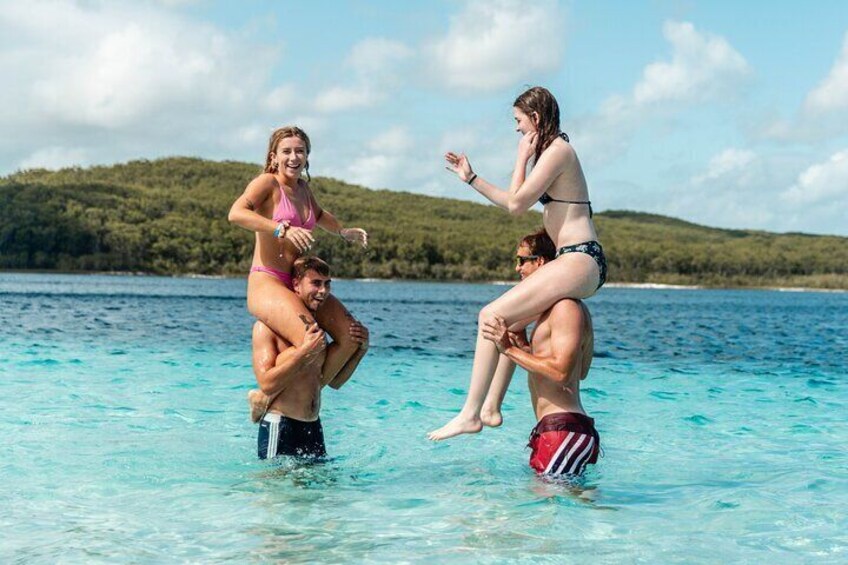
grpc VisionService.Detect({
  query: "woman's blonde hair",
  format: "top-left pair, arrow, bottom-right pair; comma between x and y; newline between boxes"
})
264,126 -> 312,180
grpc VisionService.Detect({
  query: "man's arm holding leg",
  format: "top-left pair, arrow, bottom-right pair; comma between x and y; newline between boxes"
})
249,322 -> 326,422
481,300 -> 584,384
324,320 -> 369,390
254,322 -> 326,397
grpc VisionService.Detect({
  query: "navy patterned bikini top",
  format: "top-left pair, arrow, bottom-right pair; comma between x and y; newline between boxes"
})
537,131 -> 592,217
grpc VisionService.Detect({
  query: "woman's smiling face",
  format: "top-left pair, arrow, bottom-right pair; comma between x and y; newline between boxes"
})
272,136 -> 308,179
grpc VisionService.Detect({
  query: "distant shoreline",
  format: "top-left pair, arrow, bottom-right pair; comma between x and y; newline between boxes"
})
605,282 -> 846,293
493,280 -> 846,293
6,161 -> 846,293
1,270 -> 845,293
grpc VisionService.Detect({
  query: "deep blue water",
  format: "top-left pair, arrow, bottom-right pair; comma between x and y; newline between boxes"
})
1,273 -> 846,563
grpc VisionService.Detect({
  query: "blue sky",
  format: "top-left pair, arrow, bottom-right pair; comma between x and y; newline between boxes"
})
2,0 -> 847,235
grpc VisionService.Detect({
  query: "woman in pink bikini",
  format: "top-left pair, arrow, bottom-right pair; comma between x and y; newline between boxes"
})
228,126 -> 368,381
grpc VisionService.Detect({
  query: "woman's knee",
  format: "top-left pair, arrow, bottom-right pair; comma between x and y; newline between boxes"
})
478,305 -> 501,327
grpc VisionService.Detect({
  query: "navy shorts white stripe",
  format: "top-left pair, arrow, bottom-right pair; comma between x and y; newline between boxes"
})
258,413 -> 326,460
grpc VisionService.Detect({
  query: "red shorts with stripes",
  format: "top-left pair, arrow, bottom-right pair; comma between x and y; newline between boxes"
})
528,412 -> 600,477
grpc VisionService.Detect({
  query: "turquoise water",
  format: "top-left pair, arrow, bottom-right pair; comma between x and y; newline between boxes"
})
1,273 -> 846,563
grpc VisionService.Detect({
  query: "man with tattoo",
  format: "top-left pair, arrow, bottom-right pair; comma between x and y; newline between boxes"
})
247,256 -> 369,460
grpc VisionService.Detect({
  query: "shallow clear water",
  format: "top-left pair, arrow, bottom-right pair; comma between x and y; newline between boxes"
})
1,273 -> 846,563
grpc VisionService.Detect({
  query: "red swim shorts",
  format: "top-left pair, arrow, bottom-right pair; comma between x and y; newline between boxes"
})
528,412 -> 600,476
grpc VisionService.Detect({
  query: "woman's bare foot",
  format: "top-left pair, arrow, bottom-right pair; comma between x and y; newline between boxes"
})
247,389 -> 268,423
427,414 -> 483,441
480,406 -> 503,428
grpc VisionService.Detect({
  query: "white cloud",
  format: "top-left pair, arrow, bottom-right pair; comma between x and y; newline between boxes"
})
691,148 -> 756,186
762,32 -> 848,142
660,148 -> 776,230
647,147 -> 848,235
347,38 -> 413,75
312,37 -> 412,113
0,0 -> 288,171
12,6 -> 262,129
314,85 -> 377,113
427,0 -> 564,93
262,85 -> 298,113
775,150 -> 848,234
782,149 -> 848,205
32,23 -> 237,128
342,154 -> 395,189
803,33 -> 848,117
634,21 -> 750,106
576,21 -> 750,166
156,0 -> 200,6
333,126 -> 421,190
320,125 -> 474,196
368,127 -> 414,153
19,146 -> 90,171
231,124 -> 270,148
286,115 -> 329,136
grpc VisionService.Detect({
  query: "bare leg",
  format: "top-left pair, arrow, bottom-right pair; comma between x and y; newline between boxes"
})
480,354 -> 516,427
248,273 -> 360,382
313,295 -> 362,384
425,329 -> 493,439
428,252 -> 599,440
247,273 -> 314,347
481,318 -> 533,427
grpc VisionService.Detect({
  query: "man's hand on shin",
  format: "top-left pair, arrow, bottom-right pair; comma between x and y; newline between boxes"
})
481,316 -> 511,353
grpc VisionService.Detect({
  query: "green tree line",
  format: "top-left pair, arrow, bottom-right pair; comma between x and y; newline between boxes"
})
1,157 -> 846,288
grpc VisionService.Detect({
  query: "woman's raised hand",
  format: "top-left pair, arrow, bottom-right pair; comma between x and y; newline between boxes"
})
283,226 -> 315,253
517,131 -> 538,161
444,151 -> 474,183
340,228 -> 368,248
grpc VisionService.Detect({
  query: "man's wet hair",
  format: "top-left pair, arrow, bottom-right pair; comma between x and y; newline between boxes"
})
293,256 -> 330,280
520,229 -> 556,261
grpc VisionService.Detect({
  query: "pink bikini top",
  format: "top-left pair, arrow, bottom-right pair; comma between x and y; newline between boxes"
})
272,185 -> 317,230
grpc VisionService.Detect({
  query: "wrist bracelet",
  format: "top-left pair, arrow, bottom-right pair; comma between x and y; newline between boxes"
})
466,173 -> 478,185
273,222 -> 288,238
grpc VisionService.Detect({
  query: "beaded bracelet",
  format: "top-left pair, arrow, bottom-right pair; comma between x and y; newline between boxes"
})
273,222 -> 288,238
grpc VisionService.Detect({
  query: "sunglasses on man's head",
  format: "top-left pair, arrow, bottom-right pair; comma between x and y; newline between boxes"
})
515,254 -> 539,266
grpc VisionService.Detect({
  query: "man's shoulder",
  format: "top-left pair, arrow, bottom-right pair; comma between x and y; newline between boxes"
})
544,299 -> 586,331
549,298 -> 584,318
253,321 -> 289,348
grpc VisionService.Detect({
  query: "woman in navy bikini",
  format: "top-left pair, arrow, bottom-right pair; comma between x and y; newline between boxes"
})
429,86 -> 607,441
229,126 -> 368,383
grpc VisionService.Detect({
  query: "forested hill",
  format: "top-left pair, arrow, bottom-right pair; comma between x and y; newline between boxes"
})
1,157 -> 846,288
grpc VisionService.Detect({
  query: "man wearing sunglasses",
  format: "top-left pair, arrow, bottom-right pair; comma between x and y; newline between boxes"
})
481,229 -> 601,478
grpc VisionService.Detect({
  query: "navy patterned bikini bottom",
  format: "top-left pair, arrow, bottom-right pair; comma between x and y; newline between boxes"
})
555,240 -> 607,290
